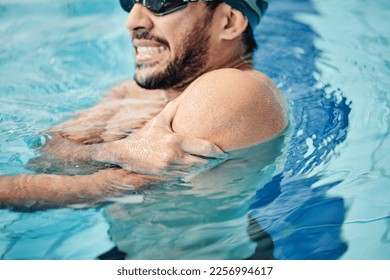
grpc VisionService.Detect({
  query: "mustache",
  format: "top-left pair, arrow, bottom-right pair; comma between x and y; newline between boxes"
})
133,29 -> 169,48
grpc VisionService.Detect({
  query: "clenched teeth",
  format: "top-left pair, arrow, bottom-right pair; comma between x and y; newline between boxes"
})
137,46 -> 166,54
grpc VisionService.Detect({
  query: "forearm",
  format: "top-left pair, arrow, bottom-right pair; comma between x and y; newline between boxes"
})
29,88 -> 133,172
0,173 -> 102,209
43,136 -> 97,162
0,169 -> 160,211
27,135 -> 114,174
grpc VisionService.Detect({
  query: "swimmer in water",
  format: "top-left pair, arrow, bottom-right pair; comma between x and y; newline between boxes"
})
0,0 -> 287,210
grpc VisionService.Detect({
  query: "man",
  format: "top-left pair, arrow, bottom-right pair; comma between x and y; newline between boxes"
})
0,0 -> 287,210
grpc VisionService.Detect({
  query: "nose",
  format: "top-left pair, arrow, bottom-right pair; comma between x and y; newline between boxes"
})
126,4 -> 154,33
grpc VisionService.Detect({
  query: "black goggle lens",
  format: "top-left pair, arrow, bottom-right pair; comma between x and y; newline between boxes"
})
120,0 -> 189,16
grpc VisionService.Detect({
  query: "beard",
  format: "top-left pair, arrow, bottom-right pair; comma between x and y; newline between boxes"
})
134,21 -> 211,90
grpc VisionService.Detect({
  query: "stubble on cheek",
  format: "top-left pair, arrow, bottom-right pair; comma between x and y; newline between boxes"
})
133,13 -> 212,90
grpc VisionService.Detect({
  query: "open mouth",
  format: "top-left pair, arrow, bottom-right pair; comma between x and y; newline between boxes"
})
136,46 -> 167,55
134,42 -> 168,65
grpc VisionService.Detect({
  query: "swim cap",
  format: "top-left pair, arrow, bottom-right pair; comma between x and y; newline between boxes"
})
224,0 -> 268,30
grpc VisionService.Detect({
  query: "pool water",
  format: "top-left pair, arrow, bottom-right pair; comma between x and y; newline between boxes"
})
0,0 -> 389,259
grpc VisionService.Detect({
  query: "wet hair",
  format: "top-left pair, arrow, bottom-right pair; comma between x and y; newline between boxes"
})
206,0 -> 257,55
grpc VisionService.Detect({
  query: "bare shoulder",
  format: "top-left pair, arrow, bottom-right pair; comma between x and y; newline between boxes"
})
172,68 -> 288,150
182,68 -> 285,109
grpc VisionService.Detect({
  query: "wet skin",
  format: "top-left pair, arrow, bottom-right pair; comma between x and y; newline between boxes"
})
0,3 -> 287,210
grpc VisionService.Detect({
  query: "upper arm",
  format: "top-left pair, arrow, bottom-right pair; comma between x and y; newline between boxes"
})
172,69 -> 287,151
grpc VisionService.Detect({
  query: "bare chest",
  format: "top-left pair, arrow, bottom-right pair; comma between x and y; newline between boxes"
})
100,94 -> 167,141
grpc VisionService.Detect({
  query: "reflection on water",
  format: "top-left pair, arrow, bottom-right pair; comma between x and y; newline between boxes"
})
105,130 -> 288,259
250,0 -> 351,259
1,0 -> 389,259
250,175 -> 347,259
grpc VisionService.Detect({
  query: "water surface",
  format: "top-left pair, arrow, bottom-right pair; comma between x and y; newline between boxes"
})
0,0 -> 389,259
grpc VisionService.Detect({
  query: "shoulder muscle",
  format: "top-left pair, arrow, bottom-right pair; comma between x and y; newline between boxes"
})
172,69 -> 287,150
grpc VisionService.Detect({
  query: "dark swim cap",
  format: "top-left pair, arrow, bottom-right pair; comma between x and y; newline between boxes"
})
224,0 -> 268,30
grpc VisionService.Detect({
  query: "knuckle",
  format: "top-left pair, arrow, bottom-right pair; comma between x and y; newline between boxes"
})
163,133 -> 178,145
153,162 -> 166,172
150,167 -> 160,174
156,157 -> 167,165
159,155 -> 171,164
163,149 -> 183,164
161,151 -> 175,163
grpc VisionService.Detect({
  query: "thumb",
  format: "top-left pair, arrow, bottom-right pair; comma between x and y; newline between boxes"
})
179,135 -> 227,158
154,101 -> 179,126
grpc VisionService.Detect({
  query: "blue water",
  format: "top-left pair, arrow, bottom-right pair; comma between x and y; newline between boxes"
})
0,0 -> 389,259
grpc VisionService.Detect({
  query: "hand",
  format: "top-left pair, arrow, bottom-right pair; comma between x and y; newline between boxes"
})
97,100 -> 227,177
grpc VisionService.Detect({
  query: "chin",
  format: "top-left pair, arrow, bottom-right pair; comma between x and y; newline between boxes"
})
134,66 -> 174,90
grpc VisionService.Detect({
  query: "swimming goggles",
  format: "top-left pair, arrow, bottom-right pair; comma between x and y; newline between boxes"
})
120,0 -> 215,16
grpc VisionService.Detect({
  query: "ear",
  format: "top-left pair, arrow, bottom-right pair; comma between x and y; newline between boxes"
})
218,5 -> 248,41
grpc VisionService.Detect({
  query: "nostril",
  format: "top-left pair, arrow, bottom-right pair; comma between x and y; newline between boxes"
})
126,4 -> 154,32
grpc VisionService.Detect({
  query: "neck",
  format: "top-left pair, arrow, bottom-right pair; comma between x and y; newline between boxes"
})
165,53 -> 253,99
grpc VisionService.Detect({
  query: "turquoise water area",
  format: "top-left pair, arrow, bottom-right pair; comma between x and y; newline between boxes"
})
0,0 -> 389,259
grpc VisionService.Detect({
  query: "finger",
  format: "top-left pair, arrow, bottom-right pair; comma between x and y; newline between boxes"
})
165,156 -> 222,177
179,136 -> 228,158
184,154 -> 226,173
182,154 -> 209,167
157,146 -> 185,165
161,152 -> 208,168
163,170 -> 189,177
